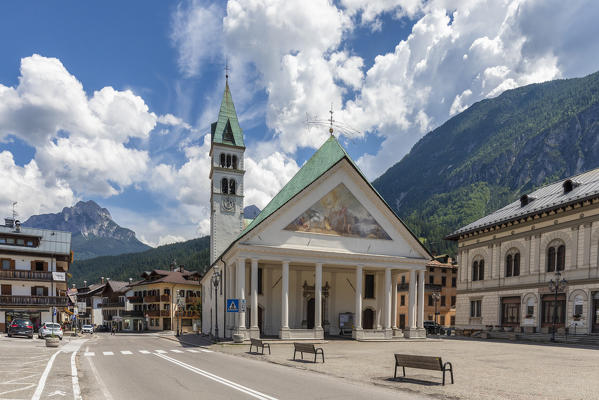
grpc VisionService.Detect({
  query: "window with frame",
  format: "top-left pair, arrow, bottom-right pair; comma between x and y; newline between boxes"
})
450,316 -> 455,326
428,295 -> 433,306
364,274 -> 375,299
442,276 -> 447,286
220,153 -> 226,168
452,277 -> 456,287
547,242 -> 565,272
221,178 -> 229,194
401,275 -> 406,284
35,261 -> 44,271
400,295 -> 405,306
472,259 -> 485,281
451,296 -> 456,307
1,259 -> 10,270
440,316 -> 445,325
429,275 -> 434,285
441,296 -> 446,306
470,299 -> 482,318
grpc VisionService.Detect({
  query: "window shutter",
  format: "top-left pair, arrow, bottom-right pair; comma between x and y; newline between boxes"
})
10,259 -> 15,269
31,286 -> 36,296
43,262 -> 48,272
30,260 -> 35,270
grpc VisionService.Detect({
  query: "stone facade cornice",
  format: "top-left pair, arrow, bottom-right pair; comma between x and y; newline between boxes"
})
456,277 -> 599,295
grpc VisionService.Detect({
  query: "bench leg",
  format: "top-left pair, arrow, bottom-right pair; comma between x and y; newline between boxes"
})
268,344 -> 271,355
321,351 -> 325,363
442,370 -> 445,386
403,366 -> 406,377
394,364 -> 397,379
293,350 -> 296,360
314,353 -> 317,363
261,346 -> 264,355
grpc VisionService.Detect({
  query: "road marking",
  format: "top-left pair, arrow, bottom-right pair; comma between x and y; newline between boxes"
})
154,353 -> 279,400
103,351 -> 114,356
200,349 -> 213,353
170,349 -> 183,353
121,351 -> 133,355
85,351 -> 115,400
155,350 -> 167,353
84,352 -> 95,357
71,350 -> 82,400
31,349 -> 61,400
139,350 -> 151,354
186,349 -> 198,353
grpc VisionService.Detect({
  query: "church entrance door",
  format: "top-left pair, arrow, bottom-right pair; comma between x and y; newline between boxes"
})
363,309 -> 374,329
307,299 -> 315,329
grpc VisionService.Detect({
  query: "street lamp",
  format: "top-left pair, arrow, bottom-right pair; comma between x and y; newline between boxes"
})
548,271 -> 567,342
431,290 -> 441,336
211,266 -> 221,341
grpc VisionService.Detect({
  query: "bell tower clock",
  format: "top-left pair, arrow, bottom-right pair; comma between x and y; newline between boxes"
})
209,77 -> 245,264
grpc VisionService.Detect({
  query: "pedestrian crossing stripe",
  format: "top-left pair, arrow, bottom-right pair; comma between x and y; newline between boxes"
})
171,350 -> 183,353
155,350 -> 167,353
121,351 -> 133,355
103,351 -> 114,356
139,350 -> 151,354
200,349 -> 213,353
84,352 -> 95,356
186,349 -> 198,353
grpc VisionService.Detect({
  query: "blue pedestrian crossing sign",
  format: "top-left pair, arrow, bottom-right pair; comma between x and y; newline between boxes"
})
226,299 -> 239,313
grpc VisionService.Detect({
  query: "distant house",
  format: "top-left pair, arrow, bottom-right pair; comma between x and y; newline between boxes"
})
447,169 -> 599,335
0,218 -> 71,332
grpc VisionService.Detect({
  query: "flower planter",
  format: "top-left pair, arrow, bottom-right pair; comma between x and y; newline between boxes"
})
232,334 -> 244,343
45,337 -> 60,348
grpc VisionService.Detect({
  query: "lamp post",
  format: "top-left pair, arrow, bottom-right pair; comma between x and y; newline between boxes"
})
211,266 -> 221,341
548,271 -> 567,342
431,290 -> 441,336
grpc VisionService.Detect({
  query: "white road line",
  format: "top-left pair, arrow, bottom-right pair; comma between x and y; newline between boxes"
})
71,350 -> 82,400
84,352 -> 95,357
31,349 -> 61,400
139,350 -> 150,354
200,349 -> 213,353
170,349 -> 183,353
154,353 -> 278,400
155,350 -> 167,354
186,349 -> 198,353
85,351 -> 115,400
103,351 -> 114,356
121,351 -> 133,355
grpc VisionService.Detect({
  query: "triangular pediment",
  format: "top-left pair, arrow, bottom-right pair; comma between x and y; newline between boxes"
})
284,183 -> 391,240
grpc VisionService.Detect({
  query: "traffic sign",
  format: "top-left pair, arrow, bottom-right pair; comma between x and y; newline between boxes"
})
226,299 -> 239,312
240,299 -> 246,312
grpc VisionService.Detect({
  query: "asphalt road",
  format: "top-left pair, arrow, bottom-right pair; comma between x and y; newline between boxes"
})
77,334 -> 428,400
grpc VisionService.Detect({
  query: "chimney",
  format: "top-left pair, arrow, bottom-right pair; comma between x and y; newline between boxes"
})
101,277 -> 104,284
83,280 -> 87,287
129,278 -> 133,284
14,220 -> 21,232
72,283 -> 76,288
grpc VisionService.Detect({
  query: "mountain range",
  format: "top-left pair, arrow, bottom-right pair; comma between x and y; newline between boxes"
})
373,70 -> 599,255
24,200 -> 151,260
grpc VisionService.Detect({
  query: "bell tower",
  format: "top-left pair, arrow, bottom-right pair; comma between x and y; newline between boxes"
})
209,77 -> 245,263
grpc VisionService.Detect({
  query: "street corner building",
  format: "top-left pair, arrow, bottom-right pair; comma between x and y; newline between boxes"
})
447,169 -> 599,335
201,79 -> 433,341
0,218 -> 71,332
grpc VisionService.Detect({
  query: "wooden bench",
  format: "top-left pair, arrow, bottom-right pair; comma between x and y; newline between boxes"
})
394,354 -> 454,385
249,338 -> 271,355
293,342 -> 324,363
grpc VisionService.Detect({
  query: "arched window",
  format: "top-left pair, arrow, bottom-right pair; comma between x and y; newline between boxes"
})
472,261 -> 479,281
220,153 -> 226,168
232,155 -> 238,170
479,260 -> 484,280
221,178 -> 228,194
226,154 -> 232,168
513,253 -> 520,276
547,242 -> 565,272
229,179 -> 236,195
506,254 -> 513,277
505,250 -> 521,277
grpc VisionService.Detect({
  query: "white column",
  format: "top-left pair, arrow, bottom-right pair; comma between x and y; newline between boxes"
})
408,270 -> 417,329
250,259 -> 258,330
281,261 -> 289,329
392,271 -> 398,329
237,258 -> 246,331
315,263 -> 322,330
384,268 -> 392,329
417,270 -> 425,329
355,265 -> 363,330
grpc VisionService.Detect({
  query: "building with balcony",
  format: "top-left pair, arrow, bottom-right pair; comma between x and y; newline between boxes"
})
447,169 -> 599,335
129,267 -> 201,333
0,218 -> 71,332
396,256 -> 458,330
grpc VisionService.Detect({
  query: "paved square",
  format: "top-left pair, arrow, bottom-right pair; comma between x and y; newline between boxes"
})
216,337 -> 599,400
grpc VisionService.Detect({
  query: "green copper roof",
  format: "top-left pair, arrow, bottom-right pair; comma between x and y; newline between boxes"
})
241,135 -> 348,236
211,81 -> 245,147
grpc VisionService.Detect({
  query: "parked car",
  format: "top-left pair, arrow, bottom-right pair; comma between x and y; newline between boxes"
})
95,325 -> 108,332
7,319 -> 34,339
423,320 -> 445,335
38,322 -> 63,340
81,325 -> 94,334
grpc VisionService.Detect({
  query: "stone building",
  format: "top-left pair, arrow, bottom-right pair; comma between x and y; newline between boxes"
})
396,256 -> 457,329
201,80 -> 432,341
447,169 -> 599,334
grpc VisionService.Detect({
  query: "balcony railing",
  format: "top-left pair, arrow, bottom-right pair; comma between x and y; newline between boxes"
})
122,310 -> 143,317
160,310 -> 170,317
146,310 -> 161,317
143,295 -> 160,303
0,270 -> 53,281
0,295 -> 69,306
185,296 -> 200,304
176,310 -> 200,317
101,301 -> 125,308
160,294 -> 171,302
127,296 -> 143,303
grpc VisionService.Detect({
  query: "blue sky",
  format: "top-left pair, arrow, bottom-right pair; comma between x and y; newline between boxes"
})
1,1 -> 598,246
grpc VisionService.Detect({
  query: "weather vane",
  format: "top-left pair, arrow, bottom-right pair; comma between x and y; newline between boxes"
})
305,103 -> 360,138
224,57 -> 230,81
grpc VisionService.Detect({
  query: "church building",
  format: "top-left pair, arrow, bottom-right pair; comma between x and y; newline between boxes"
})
201,79 -> 432,340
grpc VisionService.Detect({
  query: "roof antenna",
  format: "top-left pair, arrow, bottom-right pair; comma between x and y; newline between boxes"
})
329,103 -> 334,136
12,202 -> 17,222
224,57 -> 230,83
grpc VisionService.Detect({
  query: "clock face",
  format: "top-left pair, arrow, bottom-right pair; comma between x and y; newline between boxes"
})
221,195 -> 235,212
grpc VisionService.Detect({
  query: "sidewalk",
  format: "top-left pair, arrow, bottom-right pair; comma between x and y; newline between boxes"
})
173,335 -> 599,400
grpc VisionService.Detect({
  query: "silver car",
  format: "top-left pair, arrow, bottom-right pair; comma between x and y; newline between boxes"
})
81,324 -> 94,334
38,322 -> 63,340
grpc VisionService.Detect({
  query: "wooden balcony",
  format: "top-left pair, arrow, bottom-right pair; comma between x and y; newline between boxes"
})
176,310 -> 200,318
185,296 -> 200,304
143,295 -> 160,303
127,296 -> 143,303
160,294 -> 170,302
146,310 -> 161,317
0,270 -> 53,282
160,310 -> 170,317
0,295 -> 69,306
100,301 -> 125,308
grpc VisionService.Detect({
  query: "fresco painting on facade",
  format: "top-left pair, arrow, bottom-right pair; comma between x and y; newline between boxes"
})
284,183 -> 391,240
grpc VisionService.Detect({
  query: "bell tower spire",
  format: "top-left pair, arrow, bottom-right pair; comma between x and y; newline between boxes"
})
209,76 -> 245,263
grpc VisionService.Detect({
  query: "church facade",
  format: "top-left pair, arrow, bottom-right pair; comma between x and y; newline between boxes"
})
201,81 -> 432,340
